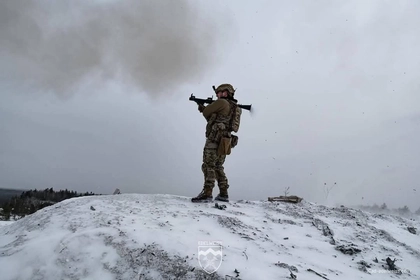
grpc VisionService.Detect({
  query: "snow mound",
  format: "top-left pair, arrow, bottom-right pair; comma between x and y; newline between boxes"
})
0,194 -> 419,280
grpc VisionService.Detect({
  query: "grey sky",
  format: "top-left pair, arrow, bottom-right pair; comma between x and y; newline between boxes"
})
1,0 -> 419,210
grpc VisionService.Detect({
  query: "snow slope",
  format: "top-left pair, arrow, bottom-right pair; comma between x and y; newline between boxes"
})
0,194 -> 419,280
0,221 -> 15,227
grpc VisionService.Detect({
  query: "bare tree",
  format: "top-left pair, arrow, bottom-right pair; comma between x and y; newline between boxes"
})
284,186 -> 290,197
324,182 -> 337,199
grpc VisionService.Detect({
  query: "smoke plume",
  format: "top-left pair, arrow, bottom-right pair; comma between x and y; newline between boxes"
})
0,0 -> 229,97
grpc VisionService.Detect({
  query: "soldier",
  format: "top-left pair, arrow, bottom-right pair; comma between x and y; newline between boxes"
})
191,84 -> 241,203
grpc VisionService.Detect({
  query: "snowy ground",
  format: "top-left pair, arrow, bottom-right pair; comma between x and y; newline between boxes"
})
0,194 -> 419,280
0,221 -> 15,227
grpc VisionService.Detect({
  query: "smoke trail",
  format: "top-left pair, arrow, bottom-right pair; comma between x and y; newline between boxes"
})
0,0 -> 231,97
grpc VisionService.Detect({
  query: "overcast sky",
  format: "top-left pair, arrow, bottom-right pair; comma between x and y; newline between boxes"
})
1,0 -> 419,210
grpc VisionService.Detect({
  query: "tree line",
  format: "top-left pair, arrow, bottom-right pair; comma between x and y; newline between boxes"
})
0,188 -> 98,220
358,203 -> 420,217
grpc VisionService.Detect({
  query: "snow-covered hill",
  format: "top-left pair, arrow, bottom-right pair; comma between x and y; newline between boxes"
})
0,194 -> 419,280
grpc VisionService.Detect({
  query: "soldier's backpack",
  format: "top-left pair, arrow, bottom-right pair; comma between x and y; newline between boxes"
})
229,102 -> 242,133
228,101 -> 241,149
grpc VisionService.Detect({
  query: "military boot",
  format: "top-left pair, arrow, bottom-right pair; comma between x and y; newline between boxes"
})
215,187 -> 229,202
191,188 -> 213,203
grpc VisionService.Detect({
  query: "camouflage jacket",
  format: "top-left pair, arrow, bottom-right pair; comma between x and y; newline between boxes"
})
202,98 -> 236,143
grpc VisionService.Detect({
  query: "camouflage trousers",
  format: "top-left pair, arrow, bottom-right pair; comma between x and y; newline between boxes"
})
202,139 -> 229,193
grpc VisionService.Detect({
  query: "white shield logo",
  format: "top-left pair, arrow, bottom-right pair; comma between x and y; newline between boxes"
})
198,241 -> 223,274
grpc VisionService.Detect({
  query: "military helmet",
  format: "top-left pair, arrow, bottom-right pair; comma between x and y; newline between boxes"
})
214,83 -> 235,96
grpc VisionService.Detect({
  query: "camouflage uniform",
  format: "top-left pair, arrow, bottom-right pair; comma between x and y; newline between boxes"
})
201,139 -> 228,193
192,84 -> 239,203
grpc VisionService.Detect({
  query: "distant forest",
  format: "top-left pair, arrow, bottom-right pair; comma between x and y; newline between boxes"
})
0,188 -> 25,204
0,188 -> 98,220
356,203 -> 420,217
